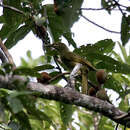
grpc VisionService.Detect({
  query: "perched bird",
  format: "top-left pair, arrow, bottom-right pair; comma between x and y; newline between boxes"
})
50,42 -> 97,71
49,42 -> 97,94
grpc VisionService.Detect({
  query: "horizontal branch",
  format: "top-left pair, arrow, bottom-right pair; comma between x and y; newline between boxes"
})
0,75 -> 130,128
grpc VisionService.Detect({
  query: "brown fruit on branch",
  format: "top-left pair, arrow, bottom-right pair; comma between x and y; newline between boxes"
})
96,69 -> 107,85
88,87 -> 96,97
37,72 -> 51,84
96,89 -> 111,103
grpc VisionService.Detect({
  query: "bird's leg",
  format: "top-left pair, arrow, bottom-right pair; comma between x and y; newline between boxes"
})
81,66 -> 88,94
69,63 -> 82,90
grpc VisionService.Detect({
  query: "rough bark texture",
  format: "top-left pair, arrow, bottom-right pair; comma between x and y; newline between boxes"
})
0,75 -> 130,128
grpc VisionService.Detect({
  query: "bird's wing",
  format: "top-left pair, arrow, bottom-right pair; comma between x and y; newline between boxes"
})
64,52 -> 96,71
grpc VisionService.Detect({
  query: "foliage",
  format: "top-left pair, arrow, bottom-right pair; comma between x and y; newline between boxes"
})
0,0 -> 130,130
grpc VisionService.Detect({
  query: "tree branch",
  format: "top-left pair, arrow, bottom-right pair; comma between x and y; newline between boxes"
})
0,38 -> 16,69
0,49 -> 8,63
0,4 -> 25,15
0,75 -> 130,128
80,14 -> 120,34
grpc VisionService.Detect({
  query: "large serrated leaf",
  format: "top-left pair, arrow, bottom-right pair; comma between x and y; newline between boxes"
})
74,39 -> 115,57
74,44 -> 130,74
4,25 -> 31,49
93,39 -> 115,54
89,53 -> 130,74
121,15 -> 130,46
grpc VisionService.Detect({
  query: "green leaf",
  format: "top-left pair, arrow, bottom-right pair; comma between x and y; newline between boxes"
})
0,102 -> 10,123
7,96 -> 23,114
5,25 -> 31,49
118,42 -> 128,63
104,75 -> 123,95
8,121 -> 21,130
75,44 -> 130,74
46,0 -> 83,47
26,50 -> 32,59
78,109 -> 93,129
3,0 -> 24,25
121,15 -> 130,46
0,16 -> 5,23
0,88 -> 12,97
93,39 -> 115,54
8,91 -> 37,98
13,67 -> 41,77
101,0 -> 112,14
111,51 -> 123,62
63,31 -> 77,48
14,111 -> 32,129
20,57 -> 29,66
98,116 -> 114,130
0,23 -> 19,40
19,97 -> 57,129
119,98 -> 129,111
74,39 -> 115,59
60,103 -> 74,126
33,64 -> 55,71
93,53 -> 130,74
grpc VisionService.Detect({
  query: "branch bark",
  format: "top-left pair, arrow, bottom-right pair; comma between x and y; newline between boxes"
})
0,75 -> 130,128
0,38 -> 16,69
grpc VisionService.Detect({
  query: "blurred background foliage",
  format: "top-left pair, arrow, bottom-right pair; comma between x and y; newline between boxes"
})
0,0 -> 130,129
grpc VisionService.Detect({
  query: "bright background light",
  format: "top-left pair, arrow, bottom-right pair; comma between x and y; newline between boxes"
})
6,0 -> 129,66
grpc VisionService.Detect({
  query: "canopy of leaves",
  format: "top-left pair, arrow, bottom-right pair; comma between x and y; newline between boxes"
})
0,0 -> 130,129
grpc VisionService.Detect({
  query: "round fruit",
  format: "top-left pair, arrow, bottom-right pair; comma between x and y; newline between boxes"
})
96,69 -> 107,84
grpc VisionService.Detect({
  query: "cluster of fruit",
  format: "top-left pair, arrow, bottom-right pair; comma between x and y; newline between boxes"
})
88,70 -> 111,103
37,69 -> 111,103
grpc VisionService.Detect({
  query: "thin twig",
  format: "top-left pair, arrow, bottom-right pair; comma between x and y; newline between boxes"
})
113,0 -> 125,17
48,72 -> 69,83
0,38 -> 16,69
113,0 -> 129,24
81,7 -> 105,11
0,4 -> 25,15
54,56 -> 68,82
115,123 -> 119,130
81,7 -> 126,11
80,14 -> 120,34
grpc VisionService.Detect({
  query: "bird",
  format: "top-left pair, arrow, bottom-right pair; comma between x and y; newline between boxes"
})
50,42 -> 97,71
49,42 -> 97,94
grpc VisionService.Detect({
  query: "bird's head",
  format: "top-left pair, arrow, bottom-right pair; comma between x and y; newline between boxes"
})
51,42 -> 69,53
